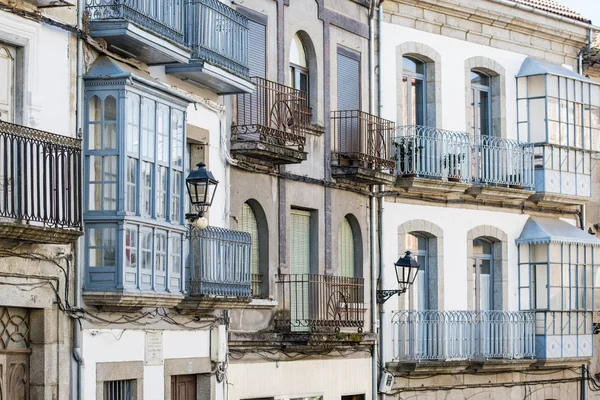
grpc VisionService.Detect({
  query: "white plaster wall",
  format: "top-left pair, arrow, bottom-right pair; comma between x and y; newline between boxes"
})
380,21 -> 534,136
81,328 -> 212,400
226,357 -> 372,400
0,11 -> 73,136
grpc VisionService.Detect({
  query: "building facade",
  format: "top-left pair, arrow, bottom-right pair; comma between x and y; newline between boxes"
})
378,0 -> 600,399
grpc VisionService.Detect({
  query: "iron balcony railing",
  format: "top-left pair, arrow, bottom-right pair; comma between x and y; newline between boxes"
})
391,310 -> 535,361
394,126 -> 472,182
85,0 -> 186,45
187,226 -> 251,297
233,77 -> 311,151
474,135 -> 535,189
276,274 -> 365,332
331,110 -> 396,172
0,121 -> 82,230
186,0 -> 249,77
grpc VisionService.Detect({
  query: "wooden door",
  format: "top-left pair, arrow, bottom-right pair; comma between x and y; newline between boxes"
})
171,375 -> 196,400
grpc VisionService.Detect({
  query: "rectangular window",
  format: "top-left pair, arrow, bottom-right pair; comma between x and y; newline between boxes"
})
155,230 -> 167,273
125,226 -> 138,271
171,111 -> 184,168
0,44 -> 16,122
104,380 -> 133,400
87,226 -> 117,268
141,161 -> 153,216
157,104 -> 170,164
126,158 -> 137,213
88,155 -> 117,211
126,94 -> 140,154
171,171 -> 182,222
141,229 -> 152,271
141,98 -> 155,159
170,233 -> 182,274
156,166 -> 167,219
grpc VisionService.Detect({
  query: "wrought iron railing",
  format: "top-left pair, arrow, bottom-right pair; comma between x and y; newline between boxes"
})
186,0 -> 249,77
394,126 -> 471,182
85,0 -> 186,45
187,226 -> 252,297
535,310 -> 593,336
233,77 -> 311,151
331,110 -> 395,172
276,274 -> 365,332
474,135 -> 535,189
391,310 -> 535,361
0,121 -> 82,229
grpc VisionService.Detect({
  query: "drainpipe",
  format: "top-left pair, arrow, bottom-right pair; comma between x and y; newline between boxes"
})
368,1 -> 378,399
72,0 -> 85,397
376,4 -> 386,400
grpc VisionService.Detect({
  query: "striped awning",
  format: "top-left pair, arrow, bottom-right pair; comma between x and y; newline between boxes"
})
516,216 -> 600,247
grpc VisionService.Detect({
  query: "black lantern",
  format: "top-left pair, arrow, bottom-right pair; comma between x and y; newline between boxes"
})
377,251 -> 420,304
185,162 -> 219,219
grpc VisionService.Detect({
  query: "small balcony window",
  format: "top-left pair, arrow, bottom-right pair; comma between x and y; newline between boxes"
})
83,57 -> 193,295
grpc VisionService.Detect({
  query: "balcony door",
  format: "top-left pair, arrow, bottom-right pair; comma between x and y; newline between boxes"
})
290,209 -> 311,331
473,238 -> 493,357
471,71 -> 492,138
337,48 -> 361,155
402,56 -> 425,127
0,44 -> 15,122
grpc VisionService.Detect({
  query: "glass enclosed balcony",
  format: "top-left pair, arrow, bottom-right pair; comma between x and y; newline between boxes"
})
85,0 -> 190,64
517,58 -> 599,201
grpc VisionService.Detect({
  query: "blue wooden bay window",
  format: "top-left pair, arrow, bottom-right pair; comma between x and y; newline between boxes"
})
83,57 -> 193,295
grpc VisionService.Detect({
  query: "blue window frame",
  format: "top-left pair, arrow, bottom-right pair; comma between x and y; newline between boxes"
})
83,57 -> 192,295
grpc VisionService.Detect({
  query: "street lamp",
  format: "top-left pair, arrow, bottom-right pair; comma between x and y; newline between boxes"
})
185,162 -> 218,229
376,251 -> 420,304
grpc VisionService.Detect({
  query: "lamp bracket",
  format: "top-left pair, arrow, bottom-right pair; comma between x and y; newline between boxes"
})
376,289 -> 406,304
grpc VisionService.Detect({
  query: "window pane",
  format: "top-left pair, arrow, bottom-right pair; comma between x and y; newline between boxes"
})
88,95 -> 101,122
156,166 -> 167,218
170,234 -> 182,274
471,71 -> 489,87
403,56 -> 424,74
141,162 -> 153,216
141,230 -> 152,270
104,95 -> 117,121
104,123 -> 117,150
527,75 -> 545,97
290,34 -> 307,68
88,124 -> 101,150
156,231 -> 167,272
171,171 -> 182,223
142,98 -> 155,159
126,158 -> 137,213
125,226 -> 137,270
126,94 -> 140,154
157,104 -> 169,163
171,111 -> 184,168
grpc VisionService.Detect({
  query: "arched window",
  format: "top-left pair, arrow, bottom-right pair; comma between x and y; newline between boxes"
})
402,56 -> 426,126
339,217 -> 355,278
473,237 -> 493,311
290,34 -> 309,104
405,233 -> 428,310
471,70 -> 491,137
240,202 -> 261,296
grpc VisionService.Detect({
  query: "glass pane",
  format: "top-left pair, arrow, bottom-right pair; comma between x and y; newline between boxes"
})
527,75 -> 546,97
479,259 -> 491,311
88,95 -> 101,122
88,124 -> 101,150
103,227 -> 116,267
290,34 -> 307,68
479,90 -> 490,136
403,56 -> 424,74
517,77 -> 527,99
413,78 -> 424,126
547,75 -> 559,97
125,226 -> 137,270
141,162 -> 153,215
170,234 -> 182,274
104,156 -> 117,181
171,110 -> 184,168
157,104 -> 169,163
126,94 -> 140,154
104,123 -> 117,150
142,98 -> 156,159
104,95 -> 117,121
528,98 -> 547,142
471,71 -> 489,86
126,158 -> 137,213
171,171 -> 181,222
155,231 -> 166,272
141,230 -> 152,270
156,166 -> 167,218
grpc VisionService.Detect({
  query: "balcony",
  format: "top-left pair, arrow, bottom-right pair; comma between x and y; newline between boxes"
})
0,121 -> 82,244
467,135 -> 536,201
535,311 -> 593,359
181,226 -> 252,309
231,77 -> 310,166
393,126 -> 536,200
275,274 -> 365,333
166,0 -> 253,94
391,310 -> 535,363
394,126 -> 472,194
331,110 -> 395,185
85,0 -> 190,65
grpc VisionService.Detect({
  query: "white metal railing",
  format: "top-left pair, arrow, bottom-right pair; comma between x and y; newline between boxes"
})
391,310 -> 536,361
474,135 -> 535,189
394,126 -> 471,182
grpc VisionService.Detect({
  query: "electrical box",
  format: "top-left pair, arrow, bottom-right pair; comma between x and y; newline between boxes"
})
210,324 -> 227,363
378,371 -> 394,394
